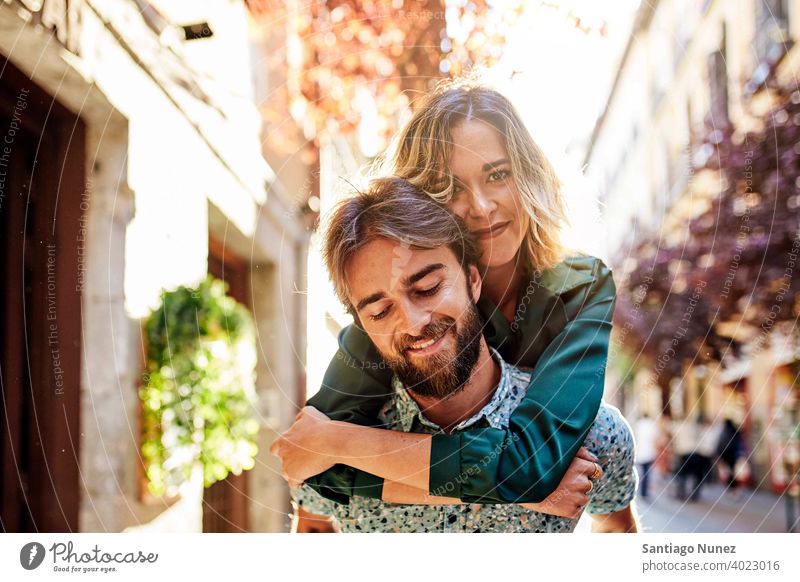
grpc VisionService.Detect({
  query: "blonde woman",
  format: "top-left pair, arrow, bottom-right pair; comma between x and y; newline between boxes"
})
271,81 -> 616,520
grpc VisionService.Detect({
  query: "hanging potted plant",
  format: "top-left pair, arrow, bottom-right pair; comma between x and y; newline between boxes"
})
140,276 -> 259,498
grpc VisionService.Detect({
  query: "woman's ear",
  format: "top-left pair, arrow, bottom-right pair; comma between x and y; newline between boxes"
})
468,264 -> 482,303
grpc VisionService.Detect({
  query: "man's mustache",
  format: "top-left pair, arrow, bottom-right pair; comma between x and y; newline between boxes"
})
394,317 -> 455,354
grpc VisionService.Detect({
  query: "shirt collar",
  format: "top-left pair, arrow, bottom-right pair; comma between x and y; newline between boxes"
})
476,255 -> 597,363
391,347 -> 514,433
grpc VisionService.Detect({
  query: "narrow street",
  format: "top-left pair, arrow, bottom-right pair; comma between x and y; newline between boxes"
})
634,475 -> 792,533
574,470 -> 796,533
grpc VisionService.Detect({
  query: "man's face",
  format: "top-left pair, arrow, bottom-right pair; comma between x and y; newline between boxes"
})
345,239 -> 484,399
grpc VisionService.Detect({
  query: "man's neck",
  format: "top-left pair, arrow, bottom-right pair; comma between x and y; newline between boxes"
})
408,338 -> 501,433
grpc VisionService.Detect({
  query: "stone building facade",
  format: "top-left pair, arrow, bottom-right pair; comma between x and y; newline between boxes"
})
0,0 -> 309,532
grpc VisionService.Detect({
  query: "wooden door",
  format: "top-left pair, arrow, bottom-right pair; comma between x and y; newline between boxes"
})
0,59 -> 85,532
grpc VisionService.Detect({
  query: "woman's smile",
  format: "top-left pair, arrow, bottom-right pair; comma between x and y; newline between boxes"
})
471,220 -> 511,240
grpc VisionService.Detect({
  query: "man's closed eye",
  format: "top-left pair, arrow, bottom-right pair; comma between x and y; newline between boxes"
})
415,283 -> 441,297
370,306 -> 390,321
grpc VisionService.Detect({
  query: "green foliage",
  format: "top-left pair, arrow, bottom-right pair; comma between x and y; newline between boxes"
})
140,276 -> 259,496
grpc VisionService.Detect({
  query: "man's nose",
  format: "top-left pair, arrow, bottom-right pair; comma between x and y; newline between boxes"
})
396,299 -> 432,338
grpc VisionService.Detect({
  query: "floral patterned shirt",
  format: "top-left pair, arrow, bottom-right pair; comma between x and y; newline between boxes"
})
292,348 -> 637,532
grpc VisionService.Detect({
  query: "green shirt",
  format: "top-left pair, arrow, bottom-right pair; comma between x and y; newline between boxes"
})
305,254 -> 616,504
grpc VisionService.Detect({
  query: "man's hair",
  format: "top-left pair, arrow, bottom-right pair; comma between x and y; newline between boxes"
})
321,176 -> 481,314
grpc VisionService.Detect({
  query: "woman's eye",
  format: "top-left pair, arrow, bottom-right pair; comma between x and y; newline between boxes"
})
417,283 -> 441,297
488,169 -> 511,182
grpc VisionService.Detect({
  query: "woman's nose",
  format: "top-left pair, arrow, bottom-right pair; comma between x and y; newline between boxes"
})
466,187 -> 496,219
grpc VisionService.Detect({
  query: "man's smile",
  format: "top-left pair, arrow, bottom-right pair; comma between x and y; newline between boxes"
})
405,328 -> 451,357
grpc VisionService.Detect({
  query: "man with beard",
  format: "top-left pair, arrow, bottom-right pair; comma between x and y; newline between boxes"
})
272,177 -> 638,532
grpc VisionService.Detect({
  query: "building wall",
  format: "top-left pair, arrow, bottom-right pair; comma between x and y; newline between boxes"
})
0,0 -> 307,531
585,0 -> 777,252
584,0 -> 800,488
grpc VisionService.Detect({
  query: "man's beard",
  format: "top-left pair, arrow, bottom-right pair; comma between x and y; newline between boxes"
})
382,300 -> 483,399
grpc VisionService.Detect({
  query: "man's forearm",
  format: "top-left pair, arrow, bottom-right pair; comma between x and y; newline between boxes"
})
382,480 -> 572,517
323,421 -> 433,491
382,480 -> 461,504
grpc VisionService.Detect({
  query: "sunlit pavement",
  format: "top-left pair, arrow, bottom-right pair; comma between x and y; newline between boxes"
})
574,471 -> 794,533
634,473 -> 792,533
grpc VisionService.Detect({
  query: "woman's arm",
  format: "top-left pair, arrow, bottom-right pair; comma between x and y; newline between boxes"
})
383,480 -> 590,519
427,257 -> 616,502
272,407 -> 601,517
376,447 -> 600,518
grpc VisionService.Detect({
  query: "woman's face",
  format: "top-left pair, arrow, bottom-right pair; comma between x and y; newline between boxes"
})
446,119 -> 529,270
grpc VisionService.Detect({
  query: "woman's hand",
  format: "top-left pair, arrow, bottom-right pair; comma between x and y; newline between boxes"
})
270,406 -> 338,488
520,447 -> 603,518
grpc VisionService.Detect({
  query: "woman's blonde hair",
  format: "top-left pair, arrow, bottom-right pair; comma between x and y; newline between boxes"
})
386,78 -> 567,274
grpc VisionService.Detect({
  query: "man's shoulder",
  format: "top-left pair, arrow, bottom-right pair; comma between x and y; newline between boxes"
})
594,403 -> 632,430
492,347 -> 532,389
585,403 -> 638,515
587,403 -> 635,455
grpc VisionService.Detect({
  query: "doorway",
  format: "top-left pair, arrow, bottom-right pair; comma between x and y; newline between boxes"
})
202,235 -> 252,532
0,58 -> 85,532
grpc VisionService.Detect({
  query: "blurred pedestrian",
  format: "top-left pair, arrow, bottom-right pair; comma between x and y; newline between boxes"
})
690,415 -> 720,501
716,418 -> 743,498
634,412 -> 659,499
672,416 -> 701,501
